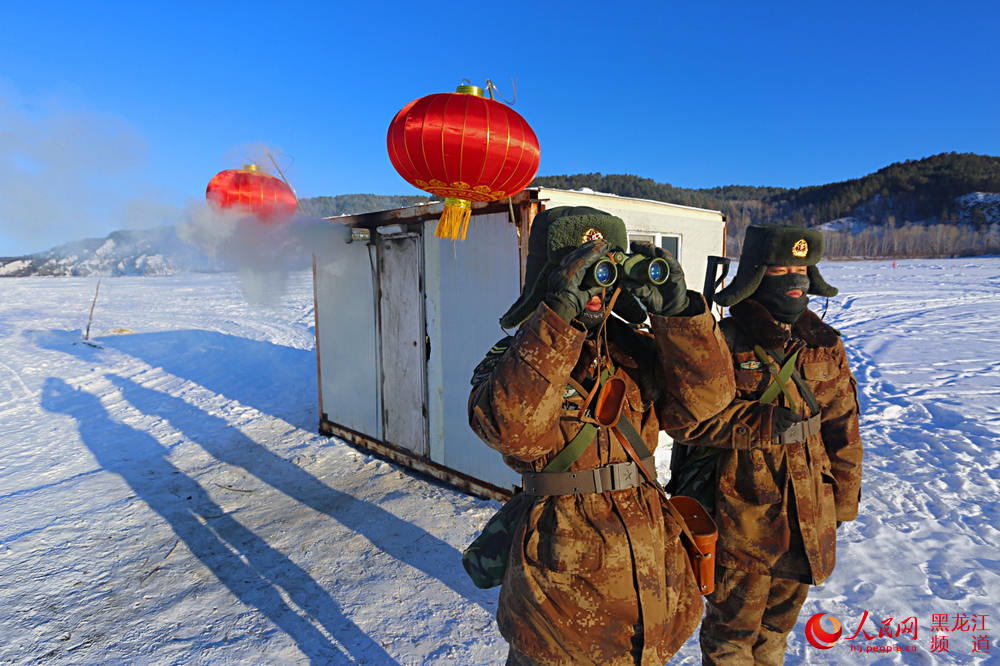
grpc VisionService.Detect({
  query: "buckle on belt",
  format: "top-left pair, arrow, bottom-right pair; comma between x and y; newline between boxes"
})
778,422 -> 802,444
776,414 -> 821,445
609,461 -> 637,490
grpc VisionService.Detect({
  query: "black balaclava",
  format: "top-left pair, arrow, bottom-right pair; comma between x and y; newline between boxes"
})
752,273 -> 811,324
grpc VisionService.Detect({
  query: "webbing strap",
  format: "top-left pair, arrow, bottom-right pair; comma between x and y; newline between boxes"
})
755,345 -> 800,409
768,346 -> 822,416
545,366 -> 612,473
523,458 -> 655,495
568,367 -> 611,421
615,415 -> 652,460
543,423 -> 597,473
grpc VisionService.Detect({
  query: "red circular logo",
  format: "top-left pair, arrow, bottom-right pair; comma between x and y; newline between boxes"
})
805,612 -> 843,649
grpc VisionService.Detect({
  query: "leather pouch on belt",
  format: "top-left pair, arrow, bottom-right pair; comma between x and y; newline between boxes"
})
667,496 -> 719,596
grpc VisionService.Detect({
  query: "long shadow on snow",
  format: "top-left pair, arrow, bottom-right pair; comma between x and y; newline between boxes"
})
108,373 -> 491,614
37,329 -> 315,427
40,377 -> 395,664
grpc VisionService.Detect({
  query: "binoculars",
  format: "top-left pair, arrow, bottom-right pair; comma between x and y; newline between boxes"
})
583,250 -> 670,289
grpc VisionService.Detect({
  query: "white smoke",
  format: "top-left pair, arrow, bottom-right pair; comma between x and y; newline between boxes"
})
177,199 -> 349,306
0,83 -> 181,256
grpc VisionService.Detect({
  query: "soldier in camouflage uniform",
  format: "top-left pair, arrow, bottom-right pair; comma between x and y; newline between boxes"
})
468,206 -> 736,665
667,225 -> 864,665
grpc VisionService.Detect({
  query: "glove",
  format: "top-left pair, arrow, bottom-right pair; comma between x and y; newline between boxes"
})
543,240 -> 609,323
771,405 -> 803,441
625,242 -> 689,316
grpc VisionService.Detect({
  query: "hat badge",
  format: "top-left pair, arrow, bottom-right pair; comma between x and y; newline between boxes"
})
792,239 -> 809,258
581,228 -> 605,243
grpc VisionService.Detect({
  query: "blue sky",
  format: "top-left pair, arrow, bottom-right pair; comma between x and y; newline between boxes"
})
2,1 -> 998,255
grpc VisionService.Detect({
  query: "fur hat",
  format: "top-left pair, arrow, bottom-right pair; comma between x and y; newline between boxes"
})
714,225 -> 838,307
500,206 -> 638,329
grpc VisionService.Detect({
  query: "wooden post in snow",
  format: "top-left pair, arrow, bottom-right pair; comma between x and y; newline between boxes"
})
84,279 -> 101,341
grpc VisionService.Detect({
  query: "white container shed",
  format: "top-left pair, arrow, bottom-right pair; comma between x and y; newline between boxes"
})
312,187 -> 726,500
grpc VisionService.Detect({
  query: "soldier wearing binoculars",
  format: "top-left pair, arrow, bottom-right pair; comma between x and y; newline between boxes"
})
468,206 -> 736,665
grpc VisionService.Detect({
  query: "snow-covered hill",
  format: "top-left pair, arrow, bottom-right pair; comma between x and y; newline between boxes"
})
0,226 -> 219,277
955,192 -> 1000,225
822,191 -> 1000,233
0,260 -> 998,664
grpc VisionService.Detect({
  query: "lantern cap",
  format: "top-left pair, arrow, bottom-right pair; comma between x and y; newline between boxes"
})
243,164 -> 259,172
455,85 -> 484,97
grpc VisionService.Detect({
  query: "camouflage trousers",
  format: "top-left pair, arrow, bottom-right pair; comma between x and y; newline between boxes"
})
700,566 -> 809,665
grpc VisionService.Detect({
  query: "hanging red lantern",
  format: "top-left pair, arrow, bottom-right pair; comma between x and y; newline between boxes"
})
387,85 -> 541,240
205,164 -> 298,223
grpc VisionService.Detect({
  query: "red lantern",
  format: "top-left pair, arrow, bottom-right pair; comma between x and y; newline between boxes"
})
205,164 -> 298,223
387,85 -> 540,240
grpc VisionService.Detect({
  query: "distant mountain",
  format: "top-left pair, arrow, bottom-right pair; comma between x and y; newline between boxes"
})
0,227 -> 219,277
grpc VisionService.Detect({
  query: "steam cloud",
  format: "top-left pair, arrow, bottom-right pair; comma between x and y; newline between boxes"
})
0,83 -> 180,256
178,200 -> 349,306
1,84 -> 348,307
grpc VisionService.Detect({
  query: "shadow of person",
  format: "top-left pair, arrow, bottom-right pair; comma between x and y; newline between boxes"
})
34,329 -> 315,428
40,377 -> 395,664
106,373 -> 492,614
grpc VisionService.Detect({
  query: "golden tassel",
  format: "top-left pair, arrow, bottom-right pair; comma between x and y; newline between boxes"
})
436,198 -> 472,240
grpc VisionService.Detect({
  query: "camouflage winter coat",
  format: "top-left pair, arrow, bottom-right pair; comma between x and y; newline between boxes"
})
469,296 -> 735,665
668,299 -> 863,585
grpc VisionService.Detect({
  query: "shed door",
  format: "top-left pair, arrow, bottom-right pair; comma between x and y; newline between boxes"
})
377,232 -> 429,456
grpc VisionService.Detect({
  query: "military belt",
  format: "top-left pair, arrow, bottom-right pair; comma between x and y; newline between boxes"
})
521,457 -> 655,495
770,413 -> 822,445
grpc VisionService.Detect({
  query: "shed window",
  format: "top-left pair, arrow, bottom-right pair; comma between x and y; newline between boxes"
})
626,232 -> 682,262
660,235 -> 680,259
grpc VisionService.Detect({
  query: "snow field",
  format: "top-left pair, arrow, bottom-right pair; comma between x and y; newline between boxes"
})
1,259 -> 998,664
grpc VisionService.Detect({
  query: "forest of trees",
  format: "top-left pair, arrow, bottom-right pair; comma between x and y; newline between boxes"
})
533,153 -> 1000,258
821,223 -> 1000,258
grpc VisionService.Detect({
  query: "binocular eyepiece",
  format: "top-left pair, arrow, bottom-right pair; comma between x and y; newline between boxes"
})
583,250 -> 670,289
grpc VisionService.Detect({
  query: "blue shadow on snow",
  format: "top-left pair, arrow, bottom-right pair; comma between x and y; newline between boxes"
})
40,377 -> 395,664
36,328 -> 315,428
107,373 -> 491,614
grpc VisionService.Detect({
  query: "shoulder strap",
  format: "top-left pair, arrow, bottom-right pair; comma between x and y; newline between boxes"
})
754,345 -> 800,409
614,416 -> 652,460
543,365 -> 613,474
543,423 -> 597,473
770,345 -> 821,415
755,344 -> 821,415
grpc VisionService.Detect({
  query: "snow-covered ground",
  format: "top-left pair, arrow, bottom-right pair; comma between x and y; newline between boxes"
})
1,258 -> 998,664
